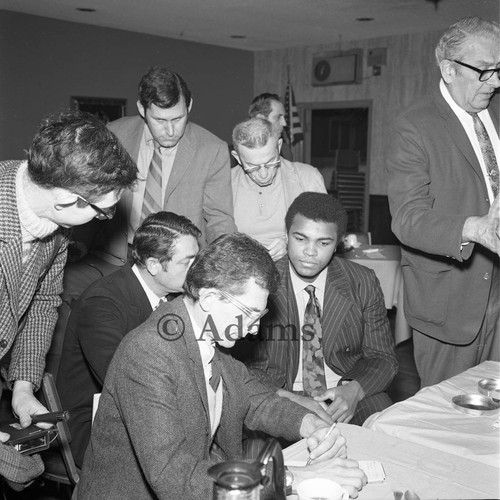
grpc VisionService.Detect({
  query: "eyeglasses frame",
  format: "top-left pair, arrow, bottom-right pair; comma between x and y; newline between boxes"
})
453,60 -> 500,82
239,150 -> 281,174
75,194 -> 116,220
218,288 -> 268,323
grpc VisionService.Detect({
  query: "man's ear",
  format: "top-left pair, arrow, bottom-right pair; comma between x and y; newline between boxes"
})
53,189 -> 78,209
198,288 -> 218,312
187,98 -> 193,113
439,59 -> 455,84
145,257 -> 161,276
137,100 -> 146,119
231,149 -> 241,164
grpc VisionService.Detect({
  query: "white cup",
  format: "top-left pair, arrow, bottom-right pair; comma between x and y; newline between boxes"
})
297,478 -> 349,500
345,234 -> 359,248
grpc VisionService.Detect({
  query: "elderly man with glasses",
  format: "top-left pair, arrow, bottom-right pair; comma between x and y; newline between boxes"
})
386,16 -> 500,387
231,117 -> 326,261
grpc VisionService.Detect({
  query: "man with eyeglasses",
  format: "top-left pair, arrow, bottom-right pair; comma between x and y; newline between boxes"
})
231,117 -> 326,261
76,233 -> 367,500
386,16 -> 500,387
0,110 -> 137,490
57,211 -> 200,468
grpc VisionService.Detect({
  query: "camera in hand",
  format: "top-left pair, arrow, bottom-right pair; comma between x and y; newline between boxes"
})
0,419 -> 57,455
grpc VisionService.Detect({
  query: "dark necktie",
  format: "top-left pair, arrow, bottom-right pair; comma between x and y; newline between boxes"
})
470,112 -> 499,198
141,145 -> 163,221
210,347 -> 222,392
302,285 -> 327,397
154,296 -> 167,311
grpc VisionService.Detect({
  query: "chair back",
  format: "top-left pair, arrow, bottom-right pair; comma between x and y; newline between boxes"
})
40,372 -> 80,487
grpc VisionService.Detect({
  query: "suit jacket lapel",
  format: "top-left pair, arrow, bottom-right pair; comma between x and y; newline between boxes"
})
0,163 -> 23,319
274,259 -> 301,391
322,258 -> 353,364
432,89 -> 485,182
179,303 -> 210,418
164,122 -> 194,201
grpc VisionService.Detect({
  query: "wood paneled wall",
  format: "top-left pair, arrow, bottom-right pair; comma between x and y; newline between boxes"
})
254,30 -> 443,195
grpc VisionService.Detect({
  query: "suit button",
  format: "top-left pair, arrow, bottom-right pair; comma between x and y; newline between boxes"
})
484,273 -> 489,280
0,339 -> 8,348
345,347 -> 350,352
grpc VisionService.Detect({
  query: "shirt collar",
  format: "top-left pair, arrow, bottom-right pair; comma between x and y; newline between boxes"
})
288,261 -> 328,296
131,263 -> 165,310
440,79 -> 489,121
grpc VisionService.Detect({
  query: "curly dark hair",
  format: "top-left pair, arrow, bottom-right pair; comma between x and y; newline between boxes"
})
138,66 -> 192,110
28,110 -> 138,202
184,233 -> 280,300
132,211 -> 201,268
285,192 -> 348,237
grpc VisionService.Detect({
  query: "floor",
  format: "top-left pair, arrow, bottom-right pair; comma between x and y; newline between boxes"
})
3,310 -> 420,500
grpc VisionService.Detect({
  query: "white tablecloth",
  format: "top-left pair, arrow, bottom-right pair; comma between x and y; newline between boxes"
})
284,422 -> 499,499
364,361 -> 500,468
343,245 -> 411,344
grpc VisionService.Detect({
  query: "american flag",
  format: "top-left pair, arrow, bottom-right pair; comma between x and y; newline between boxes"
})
284,80 -> 303,146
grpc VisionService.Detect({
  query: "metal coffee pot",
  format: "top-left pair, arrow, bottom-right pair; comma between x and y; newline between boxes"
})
208,438 -> 286,500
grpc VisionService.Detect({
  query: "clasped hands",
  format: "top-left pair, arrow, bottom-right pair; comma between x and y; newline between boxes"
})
278,381 -> 365,425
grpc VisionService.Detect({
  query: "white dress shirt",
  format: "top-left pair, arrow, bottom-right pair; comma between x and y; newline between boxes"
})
128,125 -> 179,242
289,264 -> 341,392
440,79 -> 499,204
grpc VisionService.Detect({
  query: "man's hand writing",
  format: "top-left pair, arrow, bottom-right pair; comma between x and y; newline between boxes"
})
299,414 -> 346,461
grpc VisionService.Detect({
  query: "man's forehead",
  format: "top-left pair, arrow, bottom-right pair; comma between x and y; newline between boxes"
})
239,140 -> 278,161
460,35 -> 500,64
269,101 -> 285,115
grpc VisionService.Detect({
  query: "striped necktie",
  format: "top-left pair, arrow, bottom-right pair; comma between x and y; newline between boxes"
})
302,285 -> 327,397
470,112 -> 499,198
141,144 -> 163,221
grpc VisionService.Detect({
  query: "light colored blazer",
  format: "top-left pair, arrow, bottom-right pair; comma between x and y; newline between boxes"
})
75,117 -> 237,266
0,161 -> 68,389
387,89 -> 500,343
243,256 -> 398,397
77,298 -> 309,499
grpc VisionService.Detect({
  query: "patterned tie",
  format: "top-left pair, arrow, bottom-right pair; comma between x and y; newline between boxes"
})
470,112 -> 499,198
210,347 -> 222,392
141,144 -> 163,221
302,285 -> 327,397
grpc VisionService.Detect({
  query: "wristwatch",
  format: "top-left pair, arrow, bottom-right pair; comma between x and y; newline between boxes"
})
284,466 -> 293,496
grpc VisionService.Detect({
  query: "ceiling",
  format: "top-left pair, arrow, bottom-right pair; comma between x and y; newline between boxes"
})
0,0 -> 498,51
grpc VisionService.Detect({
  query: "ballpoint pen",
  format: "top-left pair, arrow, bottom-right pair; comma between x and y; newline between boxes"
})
306,422 -> 336,466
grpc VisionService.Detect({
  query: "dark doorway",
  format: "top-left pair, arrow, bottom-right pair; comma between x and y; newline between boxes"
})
303,101 -> 371,233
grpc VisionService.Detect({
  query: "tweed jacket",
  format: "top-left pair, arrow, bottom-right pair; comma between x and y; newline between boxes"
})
0,160 -> 68,389
74,117 -> 236,267
77,298 -> 309,499
387,88 -> 500,343
243,256 -> 398,397
57,264 -> 152,467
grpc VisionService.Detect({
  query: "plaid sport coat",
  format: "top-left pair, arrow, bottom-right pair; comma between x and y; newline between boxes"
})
0,160 -> 68,390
